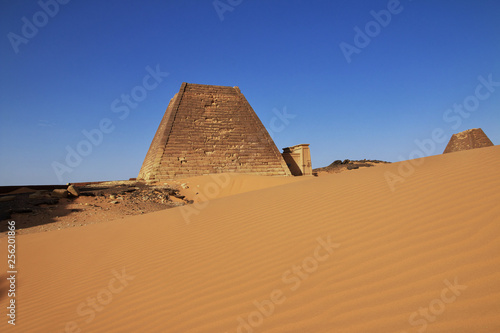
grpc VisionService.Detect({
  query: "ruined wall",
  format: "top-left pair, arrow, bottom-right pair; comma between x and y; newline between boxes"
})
282,144 -> 312,176
138,83 -> 291,180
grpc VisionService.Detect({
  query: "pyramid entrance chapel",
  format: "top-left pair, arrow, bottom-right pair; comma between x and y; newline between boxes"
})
138,83 -> 307,181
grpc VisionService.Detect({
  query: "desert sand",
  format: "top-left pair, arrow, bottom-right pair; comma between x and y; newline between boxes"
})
177,173 -> 310,204
1,145 -> 499,332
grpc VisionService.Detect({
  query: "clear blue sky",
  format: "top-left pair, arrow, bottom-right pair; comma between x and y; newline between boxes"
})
1,0 -> 499,185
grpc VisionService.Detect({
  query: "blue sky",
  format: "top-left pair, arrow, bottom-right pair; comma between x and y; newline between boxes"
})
1,0 -> 499,185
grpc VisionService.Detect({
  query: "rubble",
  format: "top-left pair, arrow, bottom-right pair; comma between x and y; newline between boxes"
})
0,180 -> 192,235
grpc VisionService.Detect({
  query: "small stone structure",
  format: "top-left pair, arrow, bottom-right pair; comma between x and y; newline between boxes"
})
138,83 -> 292,181
443,128 -> 493,154
281,144 -> 312,176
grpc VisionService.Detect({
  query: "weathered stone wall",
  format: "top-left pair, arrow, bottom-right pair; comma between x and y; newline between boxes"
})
443,128 -> 493,154
138,83 -> 291,180
138,90 -> 183,180
282,144 -> 312,176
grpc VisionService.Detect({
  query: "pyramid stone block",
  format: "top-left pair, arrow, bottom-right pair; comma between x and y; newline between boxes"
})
138,83 -> 292,181
443,128 -> 493,154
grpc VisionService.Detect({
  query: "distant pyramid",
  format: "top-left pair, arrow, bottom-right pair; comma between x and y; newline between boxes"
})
443,128 -> 494,154
138,83 -> 291,181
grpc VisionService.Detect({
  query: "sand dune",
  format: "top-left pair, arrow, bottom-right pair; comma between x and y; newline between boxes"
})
1,145 -> 499,332
176,173 -> 309,203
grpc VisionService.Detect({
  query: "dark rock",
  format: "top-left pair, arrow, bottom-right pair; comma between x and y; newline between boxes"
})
52,189 -> 69,198
13,208 -> 33,214
0,195 -> 16,202
67,185 -> 80,197
0,209 -> 12,220
33,198 -> 59,206
122,187 -> 139,193
29,190 -> 49,199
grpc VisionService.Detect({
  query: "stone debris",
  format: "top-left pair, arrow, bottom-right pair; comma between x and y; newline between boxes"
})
79,182 -> 185,206
67,185 -> 80,197
313,159 -> 390,174
52,189 -> 69,198
28,190 -> 48,199
0,180 -> 192,233
0,195 -> 16,202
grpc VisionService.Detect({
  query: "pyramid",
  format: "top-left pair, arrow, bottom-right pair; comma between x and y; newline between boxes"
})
443,128 -> 494,154
138,83 -> 292,181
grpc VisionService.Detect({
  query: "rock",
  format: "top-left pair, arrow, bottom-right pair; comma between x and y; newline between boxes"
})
29,190 -> 50,199
67,185 -> 79,197
0,210 -> 12,220
110,201 -> 119,204
52,189 -> 69,198
0,195 -> 16,202
33,198 -> 59,206
332,160 -> 342,165
13,208 -> 33,214
343,159 -> 351,164
181,183 -> 189,189
110,194 -> 116,199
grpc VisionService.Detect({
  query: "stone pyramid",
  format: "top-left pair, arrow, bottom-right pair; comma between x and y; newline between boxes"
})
443,128 -> 494,154
138,83 -> 291,181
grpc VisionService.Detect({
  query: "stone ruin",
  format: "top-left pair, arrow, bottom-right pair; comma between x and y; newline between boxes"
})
282,144 -> 312,176
443,128 -> 494,154
138,83 -> 295,181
